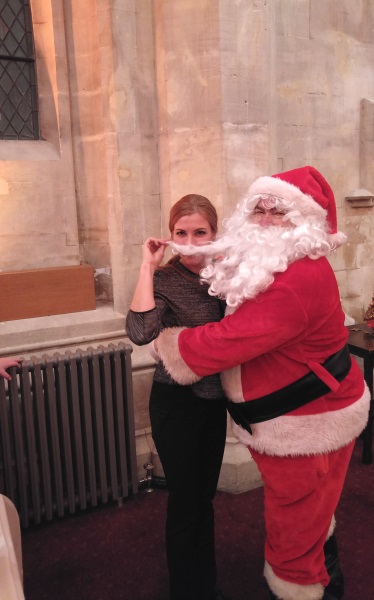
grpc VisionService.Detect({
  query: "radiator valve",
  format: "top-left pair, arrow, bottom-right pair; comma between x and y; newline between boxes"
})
143,462 -> 154,493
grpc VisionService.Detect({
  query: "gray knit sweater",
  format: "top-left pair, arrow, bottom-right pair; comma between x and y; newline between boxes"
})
126,258 -> 225,399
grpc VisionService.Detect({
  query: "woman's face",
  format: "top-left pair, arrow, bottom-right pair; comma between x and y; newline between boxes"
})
171,212 -> 215,273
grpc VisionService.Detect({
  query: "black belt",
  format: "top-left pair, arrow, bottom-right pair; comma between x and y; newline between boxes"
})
226,345 -> 351,435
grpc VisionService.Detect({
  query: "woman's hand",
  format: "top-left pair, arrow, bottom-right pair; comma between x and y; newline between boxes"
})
0,357 -> 22,381
129,238 -> 169,312
142,237 -> 169,268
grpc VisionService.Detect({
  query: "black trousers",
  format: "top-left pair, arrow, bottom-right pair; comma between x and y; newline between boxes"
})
150,382 -> 227,600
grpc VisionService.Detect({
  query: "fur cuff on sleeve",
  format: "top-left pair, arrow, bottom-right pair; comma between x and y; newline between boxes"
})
148,340 -> 161,363
157,327 -> 202,385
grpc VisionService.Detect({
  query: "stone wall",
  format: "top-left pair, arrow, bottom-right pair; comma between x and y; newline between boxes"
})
272,0 -> 374,320
1,0 -> 373,491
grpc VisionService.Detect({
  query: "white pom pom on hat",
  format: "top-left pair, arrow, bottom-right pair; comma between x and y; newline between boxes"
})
246,165 -> 346,246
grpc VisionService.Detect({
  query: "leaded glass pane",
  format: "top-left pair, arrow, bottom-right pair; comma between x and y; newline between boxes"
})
0,0 -> 39,140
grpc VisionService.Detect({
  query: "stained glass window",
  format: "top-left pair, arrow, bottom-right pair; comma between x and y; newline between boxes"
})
0,0 -> 39,140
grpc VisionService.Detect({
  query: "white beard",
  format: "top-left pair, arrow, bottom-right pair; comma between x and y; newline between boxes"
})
170,217 -> 336,308
201,224 -> 295,307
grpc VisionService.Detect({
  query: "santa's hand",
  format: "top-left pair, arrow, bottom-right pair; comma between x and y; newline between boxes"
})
149,339 -> 161,362
0,357 -> 22,381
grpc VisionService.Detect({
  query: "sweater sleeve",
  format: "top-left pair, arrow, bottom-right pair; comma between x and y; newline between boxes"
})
125,268 -> 174,345
156,284 -> 308,382
125,307 -> 162,346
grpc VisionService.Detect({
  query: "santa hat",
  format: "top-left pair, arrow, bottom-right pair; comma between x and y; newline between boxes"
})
245,165 -> 346,246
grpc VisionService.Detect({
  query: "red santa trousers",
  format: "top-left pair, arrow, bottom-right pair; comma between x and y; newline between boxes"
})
250,440 -> 355,588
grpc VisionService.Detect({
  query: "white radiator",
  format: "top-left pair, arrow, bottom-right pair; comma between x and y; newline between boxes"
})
0,343 -> 138,528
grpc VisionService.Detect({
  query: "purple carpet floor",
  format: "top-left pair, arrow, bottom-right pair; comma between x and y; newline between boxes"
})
21,440 -> 374,600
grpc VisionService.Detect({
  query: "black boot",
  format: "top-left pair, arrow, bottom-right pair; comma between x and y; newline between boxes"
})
323,535 -> 344,599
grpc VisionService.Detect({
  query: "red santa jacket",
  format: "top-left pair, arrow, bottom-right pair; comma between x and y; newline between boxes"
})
156,257 -> 369,456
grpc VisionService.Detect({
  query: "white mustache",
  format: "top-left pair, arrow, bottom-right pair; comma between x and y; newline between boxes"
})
168,225 -> 294,259
168,240 -> 221,257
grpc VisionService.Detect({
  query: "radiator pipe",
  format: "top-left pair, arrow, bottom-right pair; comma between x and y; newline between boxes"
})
139,462 -> 154,493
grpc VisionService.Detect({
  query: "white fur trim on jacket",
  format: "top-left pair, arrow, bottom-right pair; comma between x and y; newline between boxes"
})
156,327 -> 202,385
230,384 -> 370,457
246,176 -> 326,220
264,562 -> 324,600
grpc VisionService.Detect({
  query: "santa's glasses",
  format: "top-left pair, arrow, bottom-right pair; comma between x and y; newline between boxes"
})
249,194 -> 290,221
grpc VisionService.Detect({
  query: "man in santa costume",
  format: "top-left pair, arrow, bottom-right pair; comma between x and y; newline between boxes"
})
154,166 -> 370,600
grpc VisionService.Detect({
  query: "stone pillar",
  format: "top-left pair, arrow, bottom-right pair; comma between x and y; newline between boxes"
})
154,0 -> 275,228
151,0 -> 277,491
